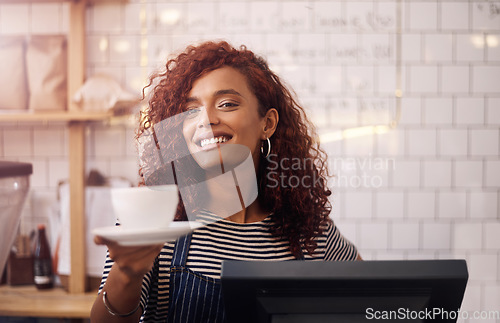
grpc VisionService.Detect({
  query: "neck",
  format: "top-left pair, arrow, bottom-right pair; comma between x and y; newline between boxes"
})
226,199 -> 268,224
201,148 -> 264,224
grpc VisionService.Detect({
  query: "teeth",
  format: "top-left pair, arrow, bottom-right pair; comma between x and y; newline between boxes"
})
200,136 -> 229,147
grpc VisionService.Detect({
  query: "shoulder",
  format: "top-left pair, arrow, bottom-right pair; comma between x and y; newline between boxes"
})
322,219 -> 359,261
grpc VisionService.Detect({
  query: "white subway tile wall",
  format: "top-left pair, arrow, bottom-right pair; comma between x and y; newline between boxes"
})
422,222 -> 452,250
0,4 -> 30,34
470,191 -> 498,219
423,160 -> 452,188
424,97 -> 454,125
0,1 -> 499,318
375,191 -> 404,219
456,97 -> 486,125
407,191 -> 436,219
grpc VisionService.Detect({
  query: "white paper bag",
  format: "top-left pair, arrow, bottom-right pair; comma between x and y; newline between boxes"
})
57,179 -> 129,277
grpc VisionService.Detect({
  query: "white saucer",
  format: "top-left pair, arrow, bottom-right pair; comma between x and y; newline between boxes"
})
92,221 -> 203,246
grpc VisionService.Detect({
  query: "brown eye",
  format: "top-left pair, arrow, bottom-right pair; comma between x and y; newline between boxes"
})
218,102 -> 238,109
186,107 -> 201,117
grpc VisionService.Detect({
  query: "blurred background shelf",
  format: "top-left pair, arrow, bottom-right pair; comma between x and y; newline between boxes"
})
0,0 -> 90,298
0,285 -> 95,319
0,0 -> 127,3
0,111 -> 113,123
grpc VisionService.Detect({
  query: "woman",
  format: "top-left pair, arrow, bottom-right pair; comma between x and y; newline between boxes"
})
91,40 -> 360,323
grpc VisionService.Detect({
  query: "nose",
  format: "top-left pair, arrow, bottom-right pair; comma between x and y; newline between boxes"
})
197,106 -> 219,128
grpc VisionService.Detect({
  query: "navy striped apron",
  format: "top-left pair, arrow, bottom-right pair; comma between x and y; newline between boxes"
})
167,233 -> 225,323
166,233 -> 305,322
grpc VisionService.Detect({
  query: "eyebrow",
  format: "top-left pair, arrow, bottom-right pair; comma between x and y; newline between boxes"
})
214,89 -> 244,97
185,89 -> 244,103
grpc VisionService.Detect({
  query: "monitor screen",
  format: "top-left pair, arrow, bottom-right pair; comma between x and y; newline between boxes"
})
221,260 -> 468,323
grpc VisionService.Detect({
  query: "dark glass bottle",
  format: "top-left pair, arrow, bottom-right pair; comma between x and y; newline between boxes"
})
33,224 -> 53,289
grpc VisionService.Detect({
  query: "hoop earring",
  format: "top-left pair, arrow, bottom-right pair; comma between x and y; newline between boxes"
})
261,137 -> 271,158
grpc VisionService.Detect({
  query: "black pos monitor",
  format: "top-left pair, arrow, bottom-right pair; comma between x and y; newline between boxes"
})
221,260 -> 468,323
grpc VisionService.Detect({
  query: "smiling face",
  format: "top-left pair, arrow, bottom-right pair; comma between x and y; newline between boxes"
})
182,66 -> 271,171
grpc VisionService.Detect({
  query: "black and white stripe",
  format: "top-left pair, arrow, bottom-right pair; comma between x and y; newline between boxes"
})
98,212 -> 358,321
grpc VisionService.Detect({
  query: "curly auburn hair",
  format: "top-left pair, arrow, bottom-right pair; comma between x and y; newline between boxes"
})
138,40 -> 332,257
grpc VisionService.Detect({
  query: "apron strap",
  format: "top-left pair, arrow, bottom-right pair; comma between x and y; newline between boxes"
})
171,233 -> 192,267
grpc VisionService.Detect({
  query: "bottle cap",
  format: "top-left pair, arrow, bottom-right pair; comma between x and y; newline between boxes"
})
37,224 -> 46,230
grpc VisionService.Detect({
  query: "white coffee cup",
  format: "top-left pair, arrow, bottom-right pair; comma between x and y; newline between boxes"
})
111,185 -> 178,230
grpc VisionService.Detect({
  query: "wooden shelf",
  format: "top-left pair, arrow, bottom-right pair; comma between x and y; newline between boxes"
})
0,3 -> 134,319
0,111 -> 113,123
0,0 -> 127,3
0,0 -> 70,3
0,0 -> 91,298
0,285 -> 95,318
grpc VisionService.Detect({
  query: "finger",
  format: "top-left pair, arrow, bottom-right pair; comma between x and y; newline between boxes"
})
116,243 -> 164,259
94,235 -> 105,245
113,244 -> 165,276
108,242 -> 164,263
94,235 -> 115,246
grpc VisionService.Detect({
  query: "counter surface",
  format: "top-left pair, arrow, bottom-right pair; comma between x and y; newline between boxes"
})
0,285 -> 96,318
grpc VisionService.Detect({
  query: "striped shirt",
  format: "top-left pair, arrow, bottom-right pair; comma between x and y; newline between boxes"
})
98,212 -> 358,321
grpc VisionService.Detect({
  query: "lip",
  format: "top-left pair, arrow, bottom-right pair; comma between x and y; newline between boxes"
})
192,130 -> 233,149
198,140 -> 228,151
